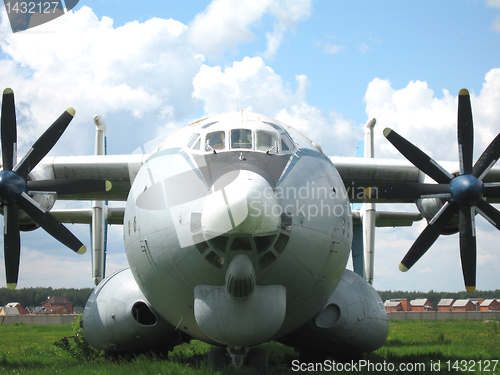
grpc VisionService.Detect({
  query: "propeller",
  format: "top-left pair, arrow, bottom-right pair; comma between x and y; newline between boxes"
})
0,88 -> 110,290
371,89 -> 500,293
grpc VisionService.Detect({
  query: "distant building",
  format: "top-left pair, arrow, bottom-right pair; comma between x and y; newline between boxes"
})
384,300 -> 403,312
24,306 -> 44,314
410,299 -> 434,311
384,298 -> 411,312
38,296 -> 74,315
0,302 -> 26,316
468,298 -> 484,311
452,299 -> 476,312
437,299 -> 454,312
480,299 -> 500,312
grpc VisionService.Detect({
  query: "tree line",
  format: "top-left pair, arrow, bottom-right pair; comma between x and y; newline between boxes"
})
0,287 -> 94,309
2,287 -> 499,312
377,289 -> 500,311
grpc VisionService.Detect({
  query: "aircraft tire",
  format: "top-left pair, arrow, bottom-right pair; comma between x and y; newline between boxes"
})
246,347 -> 268,375
207,346 -> 228,371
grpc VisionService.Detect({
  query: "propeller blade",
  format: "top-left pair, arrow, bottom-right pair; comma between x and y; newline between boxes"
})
27,179 -> 112,195
369,183 -> 450,200
472,133 -> 500,180
400,202 -> 457,272
3,204 -> 20,290
475,199 -> 500,230
458,89 -> 474,175
17,192 -> 86,254
459,206 -> 476,293
383,128 -> 453,184
1,88 -> 17,171
13,108 -> 75,179
482,184 -> 500,198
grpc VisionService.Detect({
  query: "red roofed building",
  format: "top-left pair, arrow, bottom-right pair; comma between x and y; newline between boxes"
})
480,299 -> 500,312
410,299 -> 434,312
384,298 -> 411,312
452,299 -> 476,312
39,296 -> 74,315
0,302 -> 26,315
437,299 -> 454,312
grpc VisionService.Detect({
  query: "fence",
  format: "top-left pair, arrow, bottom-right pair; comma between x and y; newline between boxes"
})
2,311 -> 499,325
388,311 -> 500,320
0,314 -> 78,325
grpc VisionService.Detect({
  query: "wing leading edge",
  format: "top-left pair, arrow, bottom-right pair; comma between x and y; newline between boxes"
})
37,154 -> 146,201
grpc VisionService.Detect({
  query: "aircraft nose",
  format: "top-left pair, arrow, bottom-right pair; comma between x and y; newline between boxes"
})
201,170 -> 280,236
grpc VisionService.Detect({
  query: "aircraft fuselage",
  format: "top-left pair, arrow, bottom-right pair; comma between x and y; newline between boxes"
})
123,112 -> 352,346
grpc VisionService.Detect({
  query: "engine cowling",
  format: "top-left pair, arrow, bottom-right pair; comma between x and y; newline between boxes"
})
278,269 -> 388,357
415,173 -> 459,235
82,267 -> 185,353
0,166 -> 57,231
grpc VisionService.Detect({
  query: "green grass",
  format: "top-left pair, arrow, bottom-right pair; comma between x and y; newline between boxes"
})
0,319 -> 498,374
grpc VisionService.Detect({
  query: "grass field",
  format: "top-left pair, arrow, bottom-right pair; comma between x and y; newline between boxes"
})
0,319 -> 498,374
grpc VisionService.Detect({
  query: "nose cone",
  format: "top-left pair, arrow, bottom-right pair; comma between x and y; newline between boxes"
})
201,170 -> 280,236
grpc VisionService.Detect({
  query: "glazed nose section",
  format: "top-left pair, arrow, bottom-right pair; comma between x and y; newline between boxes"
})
201,170 -> 280,236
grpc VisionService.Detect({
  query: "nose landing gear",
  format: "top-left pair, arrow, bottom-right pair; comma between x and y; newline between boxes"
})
206,345 -> 269,375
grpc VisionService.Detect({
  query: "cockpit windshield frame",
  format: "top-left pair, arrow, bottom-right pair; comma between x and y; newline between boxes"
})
188,121 -> 295,155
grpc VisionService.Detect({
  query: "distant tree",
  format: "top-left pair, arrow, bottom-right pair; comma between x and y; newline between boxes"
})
0,287 -> 93,308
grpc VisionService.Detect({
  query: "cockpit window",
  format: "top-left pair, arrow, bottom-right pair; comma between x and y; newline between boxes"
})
231,129 -> 253,149
193,138 -> 201,150
256,131 -> 278,152
206,131 -> 225,151
281,138 -> 290,151
187,133 -> 200,148
281,133 -> 294,152
263,121 -> 283,131
202,121 -> 218,129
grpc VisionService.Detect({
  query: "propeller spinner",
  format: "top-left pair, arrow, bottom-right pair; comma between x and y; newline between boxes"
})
0,88 -> 110,289
371,89 -> 500,293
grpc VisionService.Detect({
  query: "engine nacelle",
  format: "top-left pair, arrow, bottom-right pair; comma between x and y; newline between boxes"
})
415,172 -> 459,235
0,167 -> 57,231
83,267 -> 184,353
278,269 -> 388,357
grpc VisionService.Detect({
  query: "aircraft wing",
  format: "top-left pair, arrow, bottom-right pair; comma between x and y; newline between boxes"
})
330,156 -> 500,204
51,207 -> 125,225
330,157 -> 422,203
36,154 -> 500,229
37,154 -> 147,201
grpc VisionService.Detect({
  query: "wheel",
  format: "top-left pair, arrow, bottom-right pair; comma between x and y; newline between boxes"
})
207,346 -> 228,371
246,347 -> 268,375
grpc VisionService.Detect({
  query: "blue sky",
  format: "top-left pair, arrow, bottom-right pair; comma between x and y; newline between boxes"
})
0,1 -> 499,292
80,0 -> 500,124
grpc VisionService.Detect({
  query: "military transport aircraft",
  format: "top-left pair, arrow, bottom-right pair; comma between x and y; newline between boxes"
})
1,87 -> 500,373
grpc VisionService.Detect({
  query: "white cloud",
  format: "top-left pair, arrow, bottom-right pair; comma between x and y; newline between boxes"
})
192,55 -> 358,156
486,0 -> 500,8
193,56 -> 301,115
364,70 -> 500,163
187,0 -> 269,57
365,79 -> 458,161
264,0 -> 312,58
187,0 -> 311,59
314,40 -> 344,55
492,15 -> 500,32
0,6 -> 206,155
0,1 -> 313,157
358,42 -> 369,54
264,23 -> 286,59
